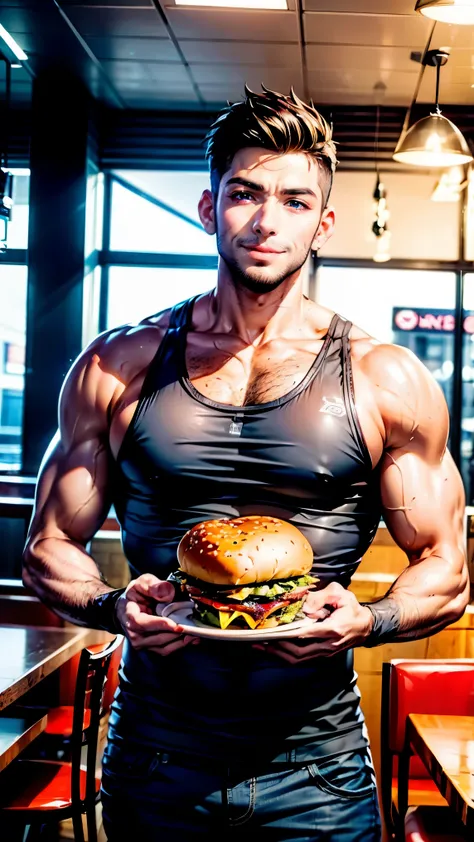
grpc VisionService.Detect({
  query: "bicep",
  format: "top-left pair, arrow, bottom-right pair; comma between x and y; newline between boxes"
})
29,431 -> 113,548
28,349 -> 119,549
380,446 -> 465,563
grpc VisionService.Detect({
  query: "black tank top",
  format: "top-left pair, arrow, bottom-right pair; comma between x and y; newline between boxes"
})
109,295 -> 381,762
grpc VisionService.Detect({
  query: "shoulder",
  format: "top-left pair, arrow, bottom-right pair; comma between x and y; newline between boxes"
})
59,310 -> 173,426
350,332 -> 449,450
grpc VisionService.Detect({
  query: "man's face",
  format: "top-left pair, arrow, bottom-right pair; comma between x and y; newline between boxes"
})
213,147 -> 332,294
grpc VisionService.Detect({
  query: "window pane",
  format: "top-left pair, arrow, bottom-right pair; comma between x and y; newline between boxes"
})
0,265 -> 27,470
107,266 -> 216,329
317,266 -> 456,418
466,171 -> 474,262
109,171 -> 217,256
462,273 -> 474,504
5,174 -> 30,250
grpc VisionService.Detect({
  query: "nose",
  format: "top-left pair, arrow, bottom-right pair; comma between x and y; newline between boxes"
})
252,200 -> 278,238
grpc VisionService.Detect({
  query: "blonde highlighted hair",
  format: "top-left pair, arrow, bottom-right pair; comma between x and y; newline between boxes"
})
205,85 -> 338,206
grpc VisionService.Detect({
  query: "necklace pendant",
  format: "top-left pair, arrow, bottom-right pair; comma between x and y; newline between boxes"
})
229,419 -> 243,436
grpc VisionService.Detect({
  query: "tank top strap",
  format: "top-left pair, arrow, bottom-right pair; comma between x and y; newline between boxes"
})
326,313 -> 353,341
168,295 -> 197,331
134,295 -> 199,404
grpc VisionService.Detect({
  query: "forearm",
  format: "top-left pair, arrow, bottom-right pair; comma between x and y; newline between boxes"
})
23,535 -> 124,632
362,551 -> 470,646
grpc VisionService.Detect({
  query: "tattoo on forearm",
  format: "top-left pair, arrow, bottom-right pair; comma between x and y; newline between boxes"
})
362,591 -> 449,647
361,596 -> 402,647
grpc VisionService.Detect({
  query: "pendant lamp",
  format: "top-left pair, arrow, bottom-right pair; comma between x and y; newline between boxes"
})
393,49 -> 473,167
416,0 -> 474,25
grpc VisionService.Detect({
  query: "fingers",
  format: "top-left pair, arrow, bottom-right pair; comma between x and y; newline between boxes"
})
303,582 -> 348,614
124,599 -> 182,632
126,575 -> 175,605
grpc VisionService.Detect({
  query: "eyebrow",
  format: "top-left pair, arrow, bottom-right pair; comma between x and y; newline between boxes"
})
225,177 -> 318,199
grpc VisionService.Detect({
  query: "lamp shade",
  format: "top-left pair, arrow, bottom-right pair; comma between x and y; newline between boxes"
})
415,0 -> 474,25
393,113 -> 473,167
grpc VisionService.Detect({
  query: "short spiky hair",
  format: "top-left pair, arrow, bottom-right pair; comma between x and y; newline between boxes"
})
205,85 -> 338,207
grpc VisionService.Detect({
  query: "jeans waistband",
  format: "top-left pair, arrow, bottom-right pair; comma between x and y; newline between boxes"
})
148,733 -> 368,774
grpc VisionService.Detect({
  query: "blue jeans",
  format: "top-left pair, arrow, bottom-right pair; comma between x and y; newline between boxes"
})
101,741 -> 382,841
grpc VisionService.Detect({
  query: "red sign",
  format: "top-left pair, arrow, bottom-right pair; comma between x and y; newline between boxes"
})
392,308 -> 474,335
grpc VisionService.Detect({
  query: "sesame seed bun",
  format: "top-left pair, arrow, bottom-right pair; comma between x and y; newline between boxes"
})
177,516 -> 314,586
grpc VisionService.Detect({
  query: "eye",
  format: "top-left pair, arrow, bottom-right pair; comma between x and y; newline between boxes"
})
230,190 -> 254,202
286,199 -> 308,210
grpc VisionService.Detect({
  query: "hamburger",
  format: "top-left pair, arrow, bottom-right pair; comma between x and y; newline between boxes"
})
170,516 -> 318,630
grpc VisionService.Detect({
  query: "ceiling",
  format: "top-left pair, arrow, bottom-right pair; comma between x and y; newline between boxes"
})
1,0 -> 474,168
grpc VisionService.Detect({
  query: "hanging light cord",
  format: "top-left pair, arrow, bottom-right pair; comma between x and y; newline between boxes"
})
375,102 -> 380,180
434,54 -> 442,115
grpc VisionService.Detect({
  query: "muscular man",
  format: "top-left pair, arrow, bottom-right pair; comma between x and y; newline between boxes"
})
23,88 -> 469,841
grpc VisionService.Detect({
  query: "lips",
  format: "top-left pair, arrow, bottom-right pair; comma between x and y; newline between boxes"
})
243,245 -> 283,255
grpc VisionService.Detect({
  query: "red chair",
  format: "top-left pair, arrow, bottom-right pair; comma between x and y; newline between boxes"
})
43,639 -> 122,747
381,659 -> 474,840
0,635 -> 123,842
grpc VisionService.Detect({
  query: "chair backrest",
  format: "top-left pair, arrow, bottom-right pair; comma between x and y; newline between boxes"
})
386,659 -> 474,754
70,635 -> 123,810
380,659 -> 474,832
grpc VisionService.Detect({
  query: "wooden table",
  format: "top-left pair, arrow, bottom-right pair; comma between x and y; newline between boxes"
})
405,713 -> 474,832
0,625 -> 93,712
0,714 -> 48,772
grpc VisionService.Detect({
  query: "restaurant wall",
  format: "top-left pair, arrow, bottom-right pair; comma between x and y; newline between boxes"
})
320,170 -> 461,262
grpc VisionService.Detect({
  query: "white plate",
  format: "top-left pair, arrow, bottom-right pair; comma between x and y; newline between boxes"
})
156,601 -> 314,641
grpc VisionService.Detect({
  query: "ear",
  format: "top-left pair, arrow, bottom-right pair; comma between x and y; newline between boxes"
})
198,189 -> 216,235
312,205 -> 335,252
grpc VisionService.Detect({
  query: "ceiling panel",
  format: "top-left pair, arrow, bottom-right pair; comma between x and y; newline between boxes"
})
304,1 -> 416,11
167,9 -> 299,42
101,60 -> 190,85
0,7 -> 34,32
192,64 -> 302,89
120,90 -> 199,108
62,7 -> 166,38
84,36 -> 181,62
181,41 -> 300,66
417,77 -> 474,105
304,11 -> 432,47
306,44 -> 420,73
433,21 -> 474,49
308,69 -> 416,104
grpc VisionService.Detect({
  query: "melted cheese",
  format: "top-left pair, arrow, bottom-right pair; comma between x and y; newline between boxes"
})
218,610 -> 260,630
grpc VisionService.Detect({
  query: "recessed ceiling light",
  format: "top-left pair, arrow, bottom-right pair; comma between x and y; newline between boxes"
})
174,0 -> 288,8
0,24 -> 27,61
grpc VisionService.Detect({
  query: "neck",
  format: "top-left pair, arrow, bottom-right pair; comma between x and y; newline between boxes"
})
209,260 -> 308,346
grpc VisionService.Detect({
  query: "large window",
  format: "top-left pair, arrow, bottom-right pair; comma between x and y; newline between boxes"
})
109,171 -> 217,257
8,174 -> 30,249
0,173 -> 30,471
0,265 -> 28,471
103,171 -> 217,331
107,266 -> 216,328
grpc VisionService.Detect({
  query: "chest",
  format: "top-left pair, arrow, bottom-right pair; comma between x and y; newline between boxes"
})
185,335 -> 325,407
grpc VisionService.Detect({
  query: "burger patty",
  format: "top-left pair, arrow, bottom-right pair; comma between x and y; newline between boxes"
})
191,587 -> 310,620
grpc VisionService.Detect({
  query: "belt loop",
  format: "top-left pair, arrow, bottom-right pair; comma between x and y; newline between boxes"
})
289,749 -> 296,763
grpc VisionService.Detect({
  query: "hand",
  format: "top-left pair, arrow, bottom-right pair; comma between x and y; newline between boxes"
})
116,573 -> 200,657
253,582 -> 373,663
